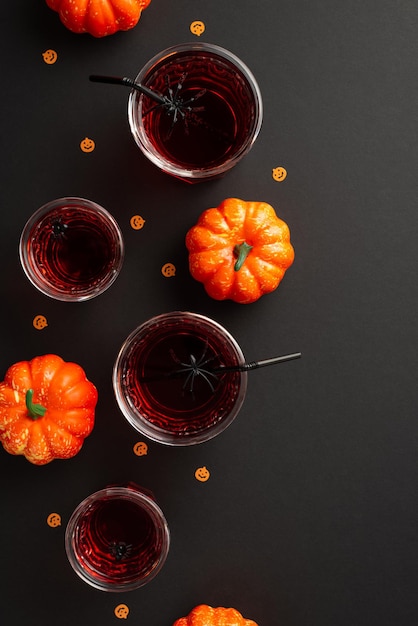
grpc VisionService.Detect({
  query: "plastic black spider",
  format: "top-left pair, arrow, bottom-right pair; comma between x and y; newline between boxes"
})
144,73 -> 206,138
169,342 -> 219,398
51,217 -> 68,238
108,541 -> 133,561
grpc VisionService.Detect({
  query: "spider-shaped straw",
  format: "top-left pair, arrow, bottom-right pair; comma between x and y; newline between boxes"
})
89,73 -> 206,137
139,350 -> 302,398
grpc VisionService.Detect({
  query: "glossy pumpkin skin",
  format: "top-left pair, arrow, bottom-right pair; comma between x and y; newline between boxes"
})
45,0 -> 152,38
186,198 -> 294,304
173,604 -> 258,626
0,355 -> 98,465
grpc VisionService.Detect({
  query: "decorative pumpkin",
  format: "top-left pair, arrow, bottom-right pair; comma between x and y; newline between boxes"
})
186,198 -> 294,304
0,355 -> 98,465
173,604 -> 258,626
45,0 -> 152,38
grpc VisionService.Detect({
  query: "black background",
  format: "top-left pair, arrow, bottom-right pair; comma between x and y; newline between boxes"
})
1,1 -> 418,625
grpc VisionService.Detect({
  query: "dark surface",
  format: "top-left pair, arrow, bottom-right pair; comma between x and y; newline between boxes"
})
1,1 -> 418,625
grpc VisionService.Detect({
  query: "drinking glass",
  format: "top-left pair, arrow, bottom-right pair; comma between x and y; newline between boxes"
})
113,312 -> 248,445
128,42 -> 263,182
65,484 -> 170,592
19,197 -> 124,302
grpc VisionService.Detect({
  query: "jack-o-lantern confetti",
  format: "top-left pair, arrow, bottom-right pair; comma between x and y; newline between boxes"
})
33,315 -> 48,330
195,466 -> 210,482
161,262 -> 176,278
190,20 -> 205,36
42,49 -> 58,64
46,512 -> 62,527
114,604 -> 130,619
130,215 -> 145,230
80,137 -> 95,153
272,166 -> 287,182
133,441 -> 148,456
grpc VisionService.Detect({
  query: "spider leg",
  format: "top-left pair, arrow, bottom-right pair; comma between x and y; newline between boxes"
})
182,371 -> 196,396
173,73 -> 186,100
195,355 -> 217,370
165,107 -> 179,140
142,101 -> 164,117
164,74 -> 174,100
182,88 -> 207,107
174,366 -> 194,375
195,342 -> 208,363
198,371 -> 216,393
189,373 -> 197,394
182,113 -> 190,136
170,349 -> 185,366
199,366 -> 218,381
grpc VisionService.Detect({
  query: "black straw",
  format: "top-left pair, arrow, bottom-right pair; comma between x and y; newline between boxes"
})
89,74 -> 167,106
212,352 -> 302,374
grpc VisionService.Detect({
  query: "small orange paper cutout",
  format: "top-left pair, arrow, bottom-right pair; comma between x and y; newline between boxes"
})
133,441 -> 148,456
47,512 -> 62,527
130,215 -> 145,230
195,466 -> 210,482
272,166 -> 287,182
161,262 -> 176,277
42,49 -> 58,64
80,137 -> 95,153
114,604 -> 129,619
33,315 -> 48,330
190,21 -> 205,36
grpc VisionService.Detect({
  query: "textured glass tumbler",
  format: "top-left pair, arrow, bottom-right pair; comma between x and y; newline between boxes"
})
19,197 -> 124,302
65,485 -> 170,592
128,42 -> 263,182
113,311 -> 248,445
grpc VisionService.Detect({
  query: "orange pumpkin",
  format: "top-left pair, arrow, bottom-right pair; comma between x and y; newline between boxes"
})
173,604 -> 258,626
186,198 -> 294,304
0,355 -> 98,465
45,0 -> 152,38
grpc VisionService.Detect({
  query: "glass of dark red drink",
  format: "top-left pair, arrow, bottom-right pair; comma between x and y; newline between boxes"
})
65,484 -> 170,592
19,197 -> 124,302
113,312 -> 248,445
128,43 -> 263,182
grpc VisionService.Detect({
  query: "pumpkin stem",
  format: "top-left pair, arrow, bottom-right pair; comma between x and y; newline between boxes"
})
25,389 -> 47,420
233,242 -> 253,271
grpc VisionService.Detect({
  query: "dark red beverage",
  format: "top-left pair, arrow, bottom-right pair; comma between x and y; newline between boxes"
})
66,486 -> 170,591
128,43 -> 263,182
20,197 -> 124,301
113,312 -> 248,445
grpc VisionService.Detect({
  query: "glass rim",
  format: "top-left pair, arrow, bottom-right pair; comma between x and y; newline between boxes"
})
113,311 -> 248,446
65,486 -> 170,592
128,42 -> 263,180
19,196 -> 125,302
